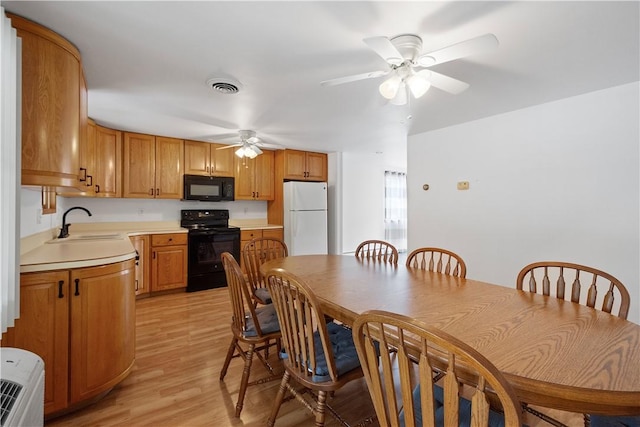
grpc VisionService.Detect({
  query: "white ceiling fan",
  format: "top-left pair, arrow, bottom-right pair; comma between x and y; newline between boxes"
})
215,130 -> 270,159
321,33 -> 499,105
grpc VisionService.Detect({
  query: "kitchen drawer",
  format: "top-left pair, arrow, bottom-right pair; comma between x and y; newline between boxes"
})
151,233 -> 187,247
241,229 -> 263,241
262,228 -> 283,240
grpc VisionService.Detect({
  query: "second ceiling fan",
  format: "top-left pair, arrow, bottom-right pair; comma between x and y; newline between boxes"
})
321,33 -> 499,105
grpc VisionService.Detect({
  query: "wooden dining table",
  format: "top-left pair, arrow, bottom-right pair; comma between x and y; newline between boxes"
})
261,255 -> 640,416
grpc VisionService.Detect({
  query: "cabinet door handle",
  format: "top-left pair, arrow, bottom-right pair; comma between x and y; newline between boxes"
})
95,184 -> 100,193
256,192 -> 259,198
153,251 -> 156,259
135,279 -> 139,291
155,188 -> 160,196
86,175 -> 93,187
79,167 -> 87,182
74,278 -> 80,296
58,280 -> 64,298
149,188 -> 154,196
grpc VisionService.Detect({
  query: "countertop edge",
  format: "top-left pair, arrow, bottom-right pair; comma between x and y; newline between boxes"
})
21,251 -> 136,273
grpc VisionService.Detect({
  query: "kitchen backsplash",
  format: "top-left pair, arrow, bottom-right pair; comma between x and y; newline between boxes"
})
20,188 -> 267,238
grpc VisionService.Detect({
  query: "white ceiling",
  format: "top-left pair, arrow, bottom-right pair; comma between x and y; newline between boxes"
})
2,1 -> 639,155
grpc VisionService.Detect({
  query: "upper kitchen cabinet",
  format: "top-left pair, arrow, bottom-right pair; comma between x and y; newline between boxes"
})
234,151 -> 275,201
123,133 -> 183,199
94,124 -> 122,197
10,13 -> 83,188
282,149 -> 327,182
184,140 -> 234,177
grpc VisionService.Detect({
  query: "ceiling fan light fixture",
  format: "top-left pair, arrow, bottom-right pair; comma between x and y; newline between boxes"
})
389,83 -> 408,106
235,145 -> 257,159
379,74 -> 402,100
406,73 -> 431,98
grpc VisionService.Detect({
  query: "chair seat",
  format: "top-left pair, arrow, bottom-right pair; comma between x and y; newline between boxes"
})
280,322 -> 361,383
254,287 -> 272,304
400,385 -> 518,427
244,304 -> 280,337
589,415 -> 640,427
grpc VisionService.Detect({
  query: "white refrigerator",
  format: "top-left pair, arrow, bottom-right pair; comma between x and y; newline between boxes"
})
283,181 -> 328,256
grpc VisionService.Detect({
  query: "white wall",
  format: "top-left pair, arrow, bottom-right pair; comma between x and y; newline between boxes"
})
340,142 -> 406,254
407,82 -> 640,324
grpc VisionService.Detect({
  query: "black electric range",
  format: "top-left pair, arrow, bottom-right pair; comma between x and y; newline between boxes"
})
180,209 -> 241,292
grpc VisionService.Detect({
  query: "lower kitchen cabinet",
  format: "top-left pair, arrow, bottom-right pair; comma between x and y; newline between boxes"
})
151,233 -> 188,292
1,259 -> 136,417
239,227 -> 284,271
130,235 -> 150,297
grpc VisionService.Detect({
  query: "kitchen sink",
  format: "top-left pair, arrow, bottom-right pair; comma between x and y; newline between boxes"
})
46,233 -> 125,243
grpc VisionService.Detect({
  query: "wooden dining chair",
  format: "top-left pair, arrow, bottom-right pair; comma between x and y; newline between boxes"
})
516,261 -> 630,319
355,240 -> 399,265
517,261 -> 632,427
265,268 -> 366,427
353,310 -> 524,427
406,247 -> 467,278
219,252 -> 282,417
242,237 -> 288,305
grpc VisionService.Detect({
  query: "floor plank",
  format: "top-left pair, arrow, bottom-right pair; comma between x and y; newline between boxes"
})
45,287 -> 584,427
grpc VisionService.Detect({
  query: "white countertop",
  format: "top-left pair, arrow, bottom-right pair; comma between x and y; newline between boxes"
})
20,223 -> 187,273
20,220 -> 282,273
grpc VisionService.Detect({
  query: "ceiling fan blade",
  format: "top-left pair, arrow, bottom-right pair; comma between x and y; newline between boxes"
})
215,143 -> 241,150
417,33 -> 499,67
251,145 -> 263,155
363,36 -> 404,66
321,70 -> 388,87
417,70 -> 470,95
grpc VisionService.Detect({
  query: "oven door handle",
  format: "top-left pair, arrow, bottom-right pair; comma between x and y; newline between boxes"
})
190,230 -> 238,237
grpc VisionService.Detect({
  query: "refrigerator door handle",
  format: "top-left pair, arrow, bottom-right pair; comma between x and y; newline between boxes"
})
291,211 -> 298,238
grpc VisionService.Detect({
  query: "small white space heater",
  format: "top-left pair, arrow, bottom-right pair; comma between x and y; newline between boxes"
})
1,347 -> 44,427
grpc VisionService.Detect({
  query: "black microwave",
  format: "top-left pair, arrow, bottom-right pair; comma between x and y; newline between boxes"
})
183,175 -> 235,201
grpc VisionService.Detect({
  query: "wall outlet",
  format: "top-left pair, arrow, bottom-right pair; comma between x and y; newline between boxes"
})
457,181 -> 470,190
137,208 -> 144,216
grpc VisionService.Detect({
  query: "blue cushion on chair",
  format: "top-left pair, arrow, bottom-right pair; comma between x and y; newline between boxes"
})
244,304 -> 280,337
589,415 -> 640,427
254,287 -> 272,304
311,322 -> 361,383
399,384 -> 513,427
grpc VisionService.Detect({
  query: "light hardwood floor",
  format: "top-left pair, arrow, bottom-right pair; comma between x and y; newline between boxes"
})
45,287 -> 584,427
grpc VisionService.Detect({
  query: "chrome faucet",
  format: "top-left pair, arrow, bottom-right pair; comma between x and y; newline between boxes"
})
58,206 -> 92,238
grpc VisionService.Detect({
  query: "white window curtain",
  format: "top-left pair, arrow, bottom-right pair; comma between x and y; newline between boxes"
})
1,8 -> 21,334
384,170 -> 407,252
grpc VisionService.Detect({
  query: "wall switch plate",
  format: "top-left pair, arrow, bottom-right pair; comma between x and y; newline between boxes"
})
457,181 -> 470,190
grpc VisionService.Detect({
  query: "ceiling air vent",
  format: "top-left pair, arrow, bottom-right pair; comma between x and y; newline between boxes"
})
206,76 -> 242,94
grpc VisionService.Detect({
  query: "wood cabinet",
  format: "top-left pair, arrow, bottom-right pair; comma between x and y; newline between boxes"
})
123,133 -> 184,199
184,140 -> 234,177
68,262 -> 136,404
234,150 -> 275,200
77,75 -> 94,194
130,235 -> 150,297
239,227 -> 284,271
10,13 -> 83,188
268,149 -> 329,226
150,233 -> 188,292
93,125 -> 122,197
282,149 -> 327,182
1,260 -> 135,417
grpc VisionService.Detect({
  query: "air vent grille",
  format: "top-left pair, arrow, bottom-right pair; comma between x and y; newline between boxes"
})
206,77 -> 242,94
0,379 -> 22,425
